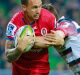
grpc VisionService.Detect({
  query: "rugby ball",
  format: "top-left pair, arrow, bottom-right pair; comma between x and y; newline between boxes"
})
15,25 -> 35,52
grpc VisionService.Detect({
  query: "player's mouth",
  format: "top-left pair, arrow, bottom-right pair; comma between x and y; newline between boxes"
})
34,14 -> 40,19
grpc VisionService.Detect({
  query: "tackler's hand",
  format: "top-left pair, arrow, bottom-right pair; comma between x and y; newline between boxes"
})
44,30 -> 65,46
34,36 -> 52,48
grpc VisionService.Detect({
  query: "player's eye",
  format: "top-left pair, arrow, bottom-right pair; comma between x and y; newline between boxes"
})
32,6 -> 38,9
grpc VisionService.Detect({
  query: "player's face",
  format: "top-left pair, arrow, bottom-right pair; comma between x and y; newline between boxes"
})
24,0 -> 42,21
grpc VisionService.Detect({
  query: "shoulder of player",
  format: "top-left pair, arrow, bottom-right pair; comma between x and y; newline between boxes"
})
41,8 -> 56,20
6,11 -> 23,37
10,11 -> 23,23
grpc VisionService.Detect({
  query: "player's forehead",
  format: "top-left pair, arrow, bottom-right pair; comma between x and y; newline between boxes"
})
28,0 -> 42,6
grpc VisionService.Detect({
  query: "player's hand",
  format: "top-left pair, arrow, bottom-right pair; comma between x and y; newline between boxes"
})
44,30 -> 64,46
17,35 -> 34,53
34,36 -> 52,48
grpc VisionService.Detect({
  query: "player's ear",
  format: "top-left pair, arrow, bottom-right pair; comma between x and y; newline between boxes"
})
22,5 -> 27,11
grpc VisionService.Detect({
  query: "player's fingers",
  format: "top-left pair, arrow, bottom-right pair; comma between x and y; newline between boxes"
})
45,33 -> 56,38
44,36 -> 56,41
17,37 -> 22,43
25,36 -> 34,45
50,30 -> 56,34
45,33 -> 54,36
45,36 -> 56,40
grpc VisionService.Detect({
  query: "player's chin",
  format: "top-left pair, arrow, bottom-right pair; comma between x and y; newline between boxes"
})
34,15 -> 40,20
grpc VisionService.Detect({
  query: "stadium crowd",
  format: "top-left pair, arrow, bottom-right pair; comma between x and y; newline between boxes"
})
0,0 -> 80,70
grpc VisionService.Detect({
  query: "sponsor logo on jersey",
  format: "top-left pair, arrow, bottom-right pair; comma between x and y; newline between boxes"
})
6,22 -> 17,37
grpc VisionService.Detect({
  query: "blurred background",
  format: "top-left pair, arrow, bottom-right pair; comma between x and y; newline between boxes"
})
0,0 -> 80,75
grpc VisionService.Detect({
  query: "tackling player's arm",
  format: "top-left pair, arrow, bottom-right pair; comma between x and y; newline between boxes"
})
33,36 -> 52,49
43,14 -> 65,48
44,30 -> 65,47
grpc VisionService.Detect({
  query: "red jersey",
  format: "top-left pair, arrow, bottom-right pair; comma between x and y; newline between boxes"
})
6,8 -> 56,75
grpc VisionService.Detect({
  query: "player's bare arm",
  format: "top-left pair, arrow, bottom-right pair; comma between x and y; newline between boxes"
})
33,30 -> 65,49
44,30 -> 65,46
5,40 -> 22,62
33,36 -> 52,48
5,36 -> 34,62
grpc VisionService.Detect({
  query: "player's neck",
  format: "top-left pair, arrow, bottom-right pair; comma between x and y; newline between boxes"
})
24,13 -> 34,24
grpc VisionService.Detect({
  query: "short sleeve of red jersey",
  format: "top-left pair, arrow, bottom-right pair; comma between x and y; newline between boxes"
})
6,12 -> 21,40
6,22 -> 17,40
6,11 -> 24,40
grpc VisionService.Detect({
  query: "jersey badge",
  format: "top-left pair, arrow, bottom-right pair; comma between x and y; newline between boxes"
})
41,27 -> 47,36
